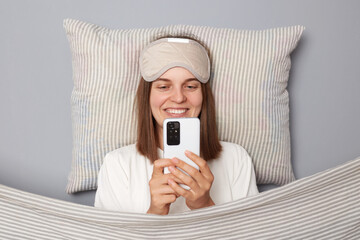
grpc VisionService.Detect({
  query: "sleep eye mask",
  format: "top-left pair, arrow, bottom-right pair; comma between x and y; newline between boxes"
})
139,38 -> 210,83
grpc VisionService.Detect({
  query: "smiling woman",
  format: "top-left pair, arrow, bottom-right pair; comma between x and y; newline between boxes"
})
94,37 -> 259,215
149,68 -> 203,150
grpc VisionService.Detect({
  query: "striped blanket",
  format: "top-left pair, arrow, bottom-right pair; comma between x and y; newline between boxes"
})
0,157 -> 359,240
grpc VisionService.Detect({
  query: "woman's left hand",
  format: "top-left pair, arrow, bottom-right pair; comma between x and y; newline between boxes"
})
167,150 -> 215,210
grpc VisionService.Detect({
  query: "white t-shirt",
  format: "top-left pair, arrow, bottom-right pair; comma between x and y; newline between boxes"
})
94,141 -> 258,214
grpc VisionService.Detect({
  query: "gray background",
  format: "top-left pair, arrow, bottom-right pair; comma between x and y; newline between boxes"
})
0,0 -> 359,206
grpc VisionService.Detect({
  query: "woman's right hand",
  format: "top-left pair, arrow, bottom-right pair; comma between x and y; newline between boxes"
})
147,159 -> 182,215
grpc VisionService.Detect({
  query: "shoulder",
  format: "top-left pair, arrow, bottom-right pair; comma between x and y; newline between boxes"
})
101,143 -> 151,173
101,144 -> 138,173
218,141 -> 253,167
106,143 -> 137,157
104,143 -> 142,164
219,141 -> 250,158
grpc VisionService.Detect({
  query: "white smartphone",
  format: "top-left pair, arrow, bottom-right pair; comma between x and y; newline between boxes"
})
163,118 -> 200,190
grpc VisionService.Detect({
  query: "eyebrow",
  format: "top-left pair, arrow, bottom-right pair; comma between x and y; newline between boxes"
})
155,78 -> 199,82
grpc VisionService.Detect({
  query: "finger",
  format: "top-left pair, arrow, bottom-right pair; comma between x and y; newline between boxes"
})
171,157 -> 205,184
168,178 -> 189,198
149,174 -> 184,192
154,173 -> 183,185
152,158 -> 175,176
184,150 -> 214,181
162,194 -> 177,204
166,174 -> 184,184
153,185 -> 178,195
168,165 -> 199,192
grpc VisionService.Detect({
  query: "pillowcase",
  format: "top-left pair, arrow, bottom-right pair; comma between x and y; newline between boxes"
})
64,18 -> 304,193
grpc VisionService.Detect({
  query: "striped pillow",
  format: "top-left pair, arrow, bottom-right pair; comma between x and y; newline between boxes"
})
64,19 -> 304,193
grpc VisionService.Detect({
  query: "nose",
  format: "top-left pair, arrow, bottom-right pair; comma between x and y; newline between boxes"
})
170,87 -> 187,103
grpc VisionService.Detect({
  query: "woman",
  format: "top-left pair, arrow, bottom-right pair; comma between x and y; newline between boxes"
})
94,37 -> 258,215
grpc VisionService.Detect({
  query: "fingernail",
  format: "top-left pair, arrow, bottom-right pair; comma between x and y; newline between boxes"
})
169,166 -> 175,172
185,150 -> 191,155
172,158 -> 179,164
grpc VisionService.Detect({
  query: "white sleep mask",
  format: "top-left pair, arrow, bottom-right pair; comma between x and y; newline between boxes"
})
139,38 -> 210,83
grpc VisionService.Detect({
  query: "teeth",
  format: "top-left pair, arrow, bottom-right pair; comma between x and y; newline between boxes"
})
166,109 -> 186,114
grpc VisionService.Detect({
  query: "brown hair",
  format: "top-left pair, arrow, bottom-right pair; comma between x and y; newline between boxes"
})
135,37 -> 222,162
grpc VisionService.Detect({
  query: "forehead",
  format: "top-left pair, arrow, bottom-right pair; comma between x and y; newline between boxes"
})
159,67 -> 197,80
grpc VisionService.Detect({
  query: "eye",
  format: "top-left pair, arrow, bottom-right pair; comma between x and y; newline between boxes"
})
157,85 -> 169,90
185,84 -> 199,90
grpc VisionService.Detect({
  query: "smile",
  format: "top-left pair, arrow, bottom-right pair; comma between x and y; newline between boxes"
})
165,108 -> 188,114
